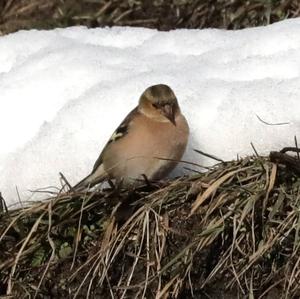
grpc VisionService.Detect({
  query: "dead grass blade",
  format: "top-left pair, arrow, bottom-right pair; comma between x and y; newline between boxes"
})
1,153 -> 300,298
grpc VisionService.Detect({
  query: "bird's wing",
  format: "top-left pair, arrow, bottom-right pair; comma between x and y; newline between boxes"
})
91,107 -> 139,174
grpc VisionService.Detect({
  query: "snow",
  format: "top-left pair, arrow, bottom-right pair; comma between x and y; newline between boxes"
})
1,19 -> 300,206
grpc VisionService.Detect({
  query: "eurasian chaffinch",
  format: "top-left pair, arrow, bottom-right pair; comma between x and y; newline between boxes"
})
74,84 -> 189,190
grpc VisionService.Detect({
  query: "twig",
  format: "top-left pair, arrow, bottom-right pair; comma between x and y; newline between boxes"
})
294,136 -> 299,160
0,192 -> 8,213
255,114 -> 289,126
280,147 -> 300,154
193,149 -> 224,163
59,172 -> 72,190
250,142 -> 259,157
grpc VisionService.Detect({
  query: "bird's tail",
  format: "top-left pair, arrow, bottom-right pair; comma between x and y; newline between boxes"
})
73,164 -> 107,191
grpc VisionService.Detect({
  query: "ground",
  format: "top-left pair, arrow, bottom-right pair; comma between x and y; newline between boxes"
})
1,0 -> 300,35
1,1 -> 300,298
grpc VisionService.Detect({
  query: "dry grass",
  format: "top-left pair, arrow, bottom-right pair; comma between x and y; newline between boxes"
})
1,0 -> 300,35
2,2 -> 300,297
1,151 -> 300,298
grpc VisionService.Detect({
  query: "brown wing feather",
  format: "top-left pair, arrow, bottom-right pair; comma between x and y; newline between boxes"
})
91,107 -> 139,174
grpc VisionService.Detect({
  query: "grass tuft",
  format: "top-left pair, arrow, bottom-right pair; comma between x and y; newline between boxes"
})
1,150 -> 300,297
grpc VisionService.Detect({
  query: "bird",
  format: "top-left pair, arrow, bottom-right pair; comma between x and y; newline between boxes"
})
73,84 -> 189,191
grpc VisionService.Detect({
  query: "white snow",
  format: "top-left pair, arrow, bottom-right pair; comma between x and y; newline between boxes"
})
1,19 -> 300,206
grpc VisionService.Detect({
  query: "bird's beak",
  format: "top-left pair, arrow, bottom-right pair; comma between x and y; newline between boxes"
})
162,104 -> 176,125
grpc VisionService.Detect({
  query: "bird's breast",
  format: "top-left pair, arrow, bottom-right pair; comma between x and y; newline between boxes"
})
103,113 -> 189,183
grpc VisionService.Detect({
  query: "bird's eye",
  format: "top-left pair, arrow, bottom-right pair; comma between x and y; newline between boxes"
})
152,103 -> 159,109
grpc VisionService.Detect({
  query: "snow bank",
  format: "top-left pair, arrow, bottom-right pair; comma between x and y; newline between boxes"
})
1,19 -> 300,205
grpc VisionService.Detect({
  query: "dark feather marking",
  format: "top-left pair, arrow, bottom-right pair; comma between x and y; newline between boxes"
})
107,123 -> 128,144
91,107 -> 139,174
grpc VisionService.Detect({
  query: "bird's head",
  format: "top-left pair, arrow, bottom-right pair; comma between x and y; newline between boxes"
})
138,84 -> 180,125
